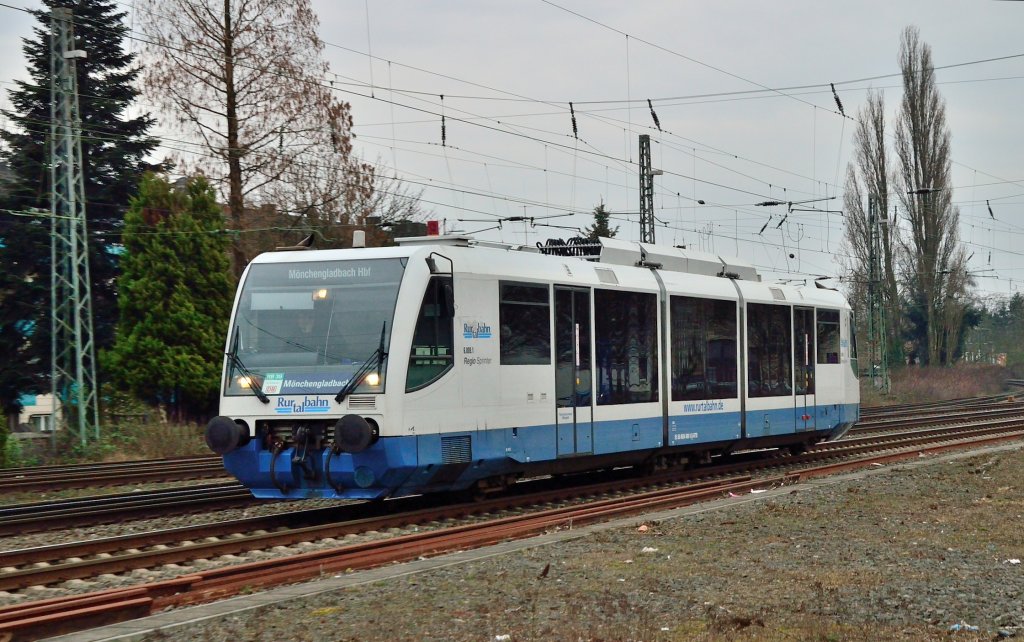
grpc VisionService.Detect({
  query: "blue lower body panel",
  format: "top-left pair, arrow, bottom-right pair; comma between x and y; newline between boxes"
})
221,403 -> 857,499
669,410 -> 742,446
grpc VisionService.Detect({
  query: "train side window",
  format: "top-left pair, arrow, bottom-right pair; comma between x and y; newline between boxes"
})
499,282 -> 551,365
849,311 -> 859,377
747,303 -> 793,398
406,277 -> 454,391
670,296 -> 737,400
794,307 -> 815,395
594,289 -> 659,405
817,309 -> 841,364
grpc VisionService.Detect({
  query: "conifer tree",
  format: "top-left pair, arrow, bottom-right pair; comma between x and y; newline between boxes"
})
102,174 -> 232,422
584,202 -> 618,240
0,0 -> 160,423
0,220 -> 48,432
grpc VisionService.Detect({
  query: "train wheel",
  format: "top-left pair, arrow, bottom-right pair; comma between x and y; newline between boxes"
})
638,459 -> 657,477
788,442 -> 809,456
469,474 -> 516,501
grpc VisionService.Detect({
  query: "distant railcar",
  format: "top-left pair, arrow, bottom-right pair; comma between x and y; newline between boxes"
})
205,235 -> 860,499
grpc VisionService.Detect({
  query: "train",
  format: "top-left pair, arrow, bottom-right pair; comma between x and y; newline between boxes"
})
204,234 -> 860,500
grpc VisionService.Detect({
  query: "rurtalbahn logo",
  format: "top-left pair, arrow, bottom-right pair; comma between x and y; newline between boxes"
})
463,321 -> 492,339
275,396 -> 331,414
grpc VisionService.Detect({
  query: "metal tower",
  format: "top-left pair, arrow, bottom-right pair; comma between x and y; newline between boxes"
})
50,7 -> 100,446
639,134 -> 655,244
866,195 -> 890,392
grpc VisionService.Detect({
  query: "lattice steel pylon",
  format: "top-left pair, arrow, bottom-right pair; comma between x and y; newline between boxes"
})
50,7 -> 100,446
866,195 -> 890,393
639,135 -> 655,244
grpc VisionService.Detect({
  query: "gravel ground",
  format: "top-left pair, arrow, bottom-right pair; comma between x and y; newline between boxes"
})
0,490 -> 314,553
0,479 -> 236,508
131,444 -> 1024,642
0,495 -> 362,606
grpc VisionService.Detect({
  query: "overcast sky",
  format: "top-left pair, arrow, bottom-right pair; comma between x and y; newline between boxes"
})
2,1 -> 1023,297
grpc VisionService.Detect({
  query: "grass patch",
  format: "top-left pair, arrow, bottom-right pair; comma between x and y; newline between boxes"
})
862,364 -> 1008,406
102,421 -> 208,461
10,420 -> 208,467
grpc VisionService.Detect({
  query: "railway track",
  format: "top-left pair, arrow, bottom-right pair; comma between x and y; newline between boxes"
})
851,401 -> 1024,433
2,403 -> 1024,640
4,399 -> 1021,537
0,384 -> 1007,499
0,456 -> 227,494
0,483 -> 257,537
859,386 -> 1023,418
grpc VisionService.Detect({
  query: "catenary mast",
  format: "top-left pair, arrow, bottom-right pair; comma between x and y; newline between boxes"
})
50,7 -> 100,445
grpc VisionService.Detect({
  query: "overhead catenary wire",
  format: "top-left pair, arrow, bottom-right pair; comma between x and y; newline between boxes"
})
538,0 -> 849,120
0,0 -> 983,229
38,0 -> 1024,207
4,0 -> 1019,286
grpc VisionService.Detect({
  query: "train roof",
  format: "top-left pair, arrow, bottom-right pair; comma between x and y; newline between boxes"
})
395,234 -> 759,281
248,234 -> 847,309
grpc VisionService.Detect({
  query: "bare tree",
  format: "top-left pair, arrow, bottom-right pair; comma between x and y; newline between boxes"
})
139,0 -> 363,276
840,89 -> 900,364
348,170 -> 432,247
256,160 -> 431,252
940,263 -> 975,362
892,26 -> 970,365
840,168 -> 869,350
257,148 -> 375,251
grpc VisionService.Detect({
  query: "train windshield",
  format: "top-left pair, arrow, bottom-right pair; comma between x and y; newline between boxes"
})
225,258 -> 406,397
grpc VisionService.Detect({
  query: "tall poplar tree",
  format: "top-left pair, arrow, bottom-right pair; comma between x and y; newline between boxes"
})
0,0 -> 161,423
893,26 -> 971,365
102,174 -> 232,422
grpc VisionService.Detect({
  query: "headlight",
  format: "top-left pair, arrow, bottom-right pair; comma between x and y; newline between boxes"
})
237,374 -> 263,389
364,372 -> 381,387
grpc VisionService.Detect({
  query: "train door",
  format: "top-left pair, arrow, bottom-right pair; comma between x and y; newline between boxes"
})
554,287 -> 593,456
793,306 -> 816,431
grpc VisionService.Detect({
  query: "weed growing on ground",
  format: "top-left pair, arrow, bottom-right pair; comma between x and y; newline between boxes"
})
9,421 -> 207,467
863,364 -> 1007,406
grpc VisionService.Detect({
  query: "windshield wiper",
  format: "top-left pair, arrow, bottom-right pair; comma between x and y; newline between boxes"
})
335,322 -> 388,404
228,326 -> 269,404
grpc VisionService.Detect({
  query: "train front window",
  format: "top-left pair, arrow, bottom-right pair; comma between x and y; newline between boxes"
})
226,259 -> 405,396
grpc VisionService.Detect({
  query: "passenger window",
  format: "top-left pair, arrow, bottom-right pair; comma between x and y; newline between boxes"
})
817,309 -> 841,364
794,308 -> 815,395
671,296 -> 737,400
594,289 -> 659,405
849,311 -> 859,377
406,277 -> 454,391
747,303 -> 793,398
499,282 -> 551,364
